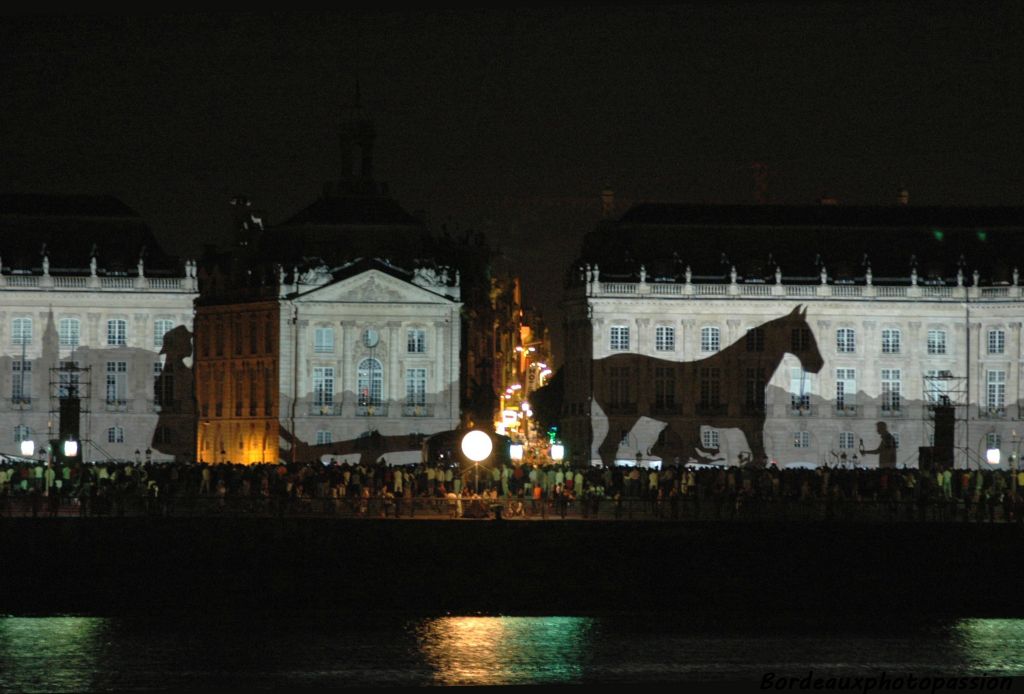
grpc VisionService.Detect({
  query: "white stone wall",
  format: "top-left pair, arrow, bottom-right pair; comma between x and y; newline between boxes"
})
0,275 -> 198,462
568,281 -> 1024,469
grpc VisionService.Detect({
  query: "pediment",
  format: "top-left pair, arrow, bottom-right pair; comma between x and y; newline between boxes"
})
294,269 -> 455,305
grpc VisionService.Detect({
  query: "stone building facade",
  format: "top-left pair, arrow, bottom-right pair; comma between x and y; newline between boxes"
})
563,203 -> 1024,469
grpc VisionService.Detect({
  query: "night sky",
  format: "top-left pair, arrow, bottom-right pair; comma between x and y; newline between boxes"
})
2,6 -> 1022,363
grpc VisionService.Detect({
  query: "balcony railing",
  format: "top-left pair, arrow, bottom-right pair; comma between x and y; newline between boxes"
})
309,403 -> 342,416
834,405 -> 858,416
789,404 -> 817,417
105,399 -> 128,412
356,403 -> 389,417
402,404 -> 434,417
980,406 -> 1007,419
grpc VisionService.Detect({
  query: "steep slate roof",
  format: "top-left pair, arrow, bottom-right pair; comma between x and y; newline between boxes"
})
258,191 -> 432,268
581,204 -> 1024,284
0,194 -> 178,274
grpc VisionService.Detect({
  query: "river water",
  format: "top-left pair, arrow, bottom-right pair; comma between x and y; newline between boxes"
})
2,613 -> 1023,689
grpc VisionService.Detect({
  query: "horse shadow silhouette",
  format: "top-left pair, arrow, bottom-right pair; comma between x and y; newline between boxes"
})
592,305 -> 823,466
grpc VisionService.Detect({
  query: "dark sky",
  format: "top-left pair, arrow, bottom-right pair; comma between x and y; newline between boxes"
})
2,6 -> 1022,362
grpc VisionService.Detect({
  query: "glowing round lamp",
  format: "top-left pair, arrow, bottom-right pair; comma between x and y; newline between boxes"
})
63,439 -> 79,457
551,443 -> 565,462
510,443 -> 524,461
20,439 -> 34,457
986,448 -> 1001,465
461,430 -> 493,462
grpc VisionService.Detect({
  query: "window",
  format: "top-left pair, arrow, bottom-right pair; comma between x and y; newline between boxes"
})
989,329 -> 1006,355
790,368 -> 813,410
154,319 -> 173,349
14,425 -> 30,443
836,328 -> 856,354
232,320 -> 242,355
214,367 -> 224,416
881,328 -> 901,354
608,366 -> 631,409
59,361 -> 80,400
154,361 -> 173,408
987,432 -> 1002,451
701,326 -> 720,353
654,366 -> 675,410
987,370 -> 1006,410
311,366 -> 334,407
249,368 -> 258,416
836,368 -> 856,411
314,327 -> 334,353
793,431 -> 811,448
264,366 -> 274,415
406,368 -> 427,406
610,325 -> 630,351
249,319 -> 258,355
106,361 -> 127,404
927,329 -> 947,355
924,369 -> 950,406
107,319 -> 127,346
264,318 -> 274,354
316,430 -> 332,445
655,326 -> 675,351
745,368 -> 766,412
357,359 -> 383,407
12,317 -> 32,345
59,318 -> 80,348
891,433 -> 901,449
839,432 -> 855,450
107,427 -> 124,444
745,328 -> 764,353
881,368 -> 901,412
791,327 -> 813,353
215,321 -> 225,356
234,368 -> 243,416
407,328 -> 426,353
701,429 -> 720,450
699,367 -> 721,410
11,360 -> 30,403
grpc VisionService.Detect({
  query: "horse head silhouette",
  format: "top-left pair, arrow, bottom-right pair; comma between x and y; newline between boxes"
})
593,304 -> 822,466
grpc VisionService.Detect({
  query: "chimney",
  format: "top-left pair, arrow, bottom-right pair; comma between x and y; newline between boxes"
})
601,187 -> 615,218
897,187 -> 909,205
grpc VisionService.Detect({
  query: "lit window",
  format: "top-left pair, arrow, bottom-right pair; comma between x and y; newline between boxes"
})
106,361 -> 127,404
701,429 -> 719,449
314,327 -> 334,353
11,360 -> 31,404
11,317 -> 32,346
987,370 -> 1006,410
316,430 -> 332,446
839,432 -> 855,450
610,326 -> 630,351
927,329 -> 947,355
655,326 -> 675,351
313,367 -> 335,407
14,425 -> 30,443
987,432 -> 1002,451
700,326 -> 720,352
154,319 -> 174,349
107,426 -> 124,444
881,369 -> 901,412
793,431 -> 811,448
881,328 -> 901,354
836,368 -> 856,411
59,318 -> 80,348
836,328 -> 856,354
107,319 -> 127,346
407,328 -> 426,353
989,329 -> 1006,355
790,368 -> 813,410
357,358 -> 383,407
406,368 -> 427,406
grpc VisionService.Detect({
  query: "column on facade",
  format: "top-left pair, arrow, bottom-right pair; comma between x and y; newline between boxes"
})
433,318 -> 445,414
340,320 -> 354,411
906,321 -> 922,409
387,321 -> 401,408
1012,322 -> 1023,420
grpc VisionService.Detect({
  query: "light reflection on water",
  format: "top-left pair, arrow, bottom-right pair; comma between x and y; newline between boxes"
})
416,616 -> 595,685
3,615 -> 1024,690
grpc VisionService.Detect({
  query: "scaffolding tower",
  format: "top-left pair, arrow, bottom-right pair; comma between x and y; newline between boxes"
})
49,362 -> 92,458
922,370 -> 967,467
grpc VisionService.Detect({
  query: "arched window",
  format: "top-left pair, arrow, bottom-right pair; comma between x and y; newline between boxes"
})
700,326 -> 720,352
357,358 -> 383,406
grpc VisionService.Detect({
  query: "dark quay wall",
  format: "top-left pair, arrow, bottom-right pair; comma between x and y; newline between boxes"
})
2,518 -> 1022,618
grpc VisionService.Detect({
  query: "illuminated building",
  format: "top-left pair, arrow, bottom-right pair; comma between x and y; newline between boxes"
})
564,200 -> 1024,469
194,103 -> 462,464
0,195 -> 198,461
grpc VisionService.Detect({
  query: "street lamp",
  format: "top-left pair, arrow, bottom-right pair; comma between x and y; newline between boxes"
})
63,438 -> 78,458
551,442 -> 564,463
20,439 -> 34,457
461,430 -> 492,493
986,447 -> 1001,466
510,443 -> 524,462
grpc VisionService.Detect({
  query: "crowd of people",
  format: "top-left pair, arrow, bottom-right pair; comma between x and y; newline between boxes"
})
1,456 -> 1023,522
